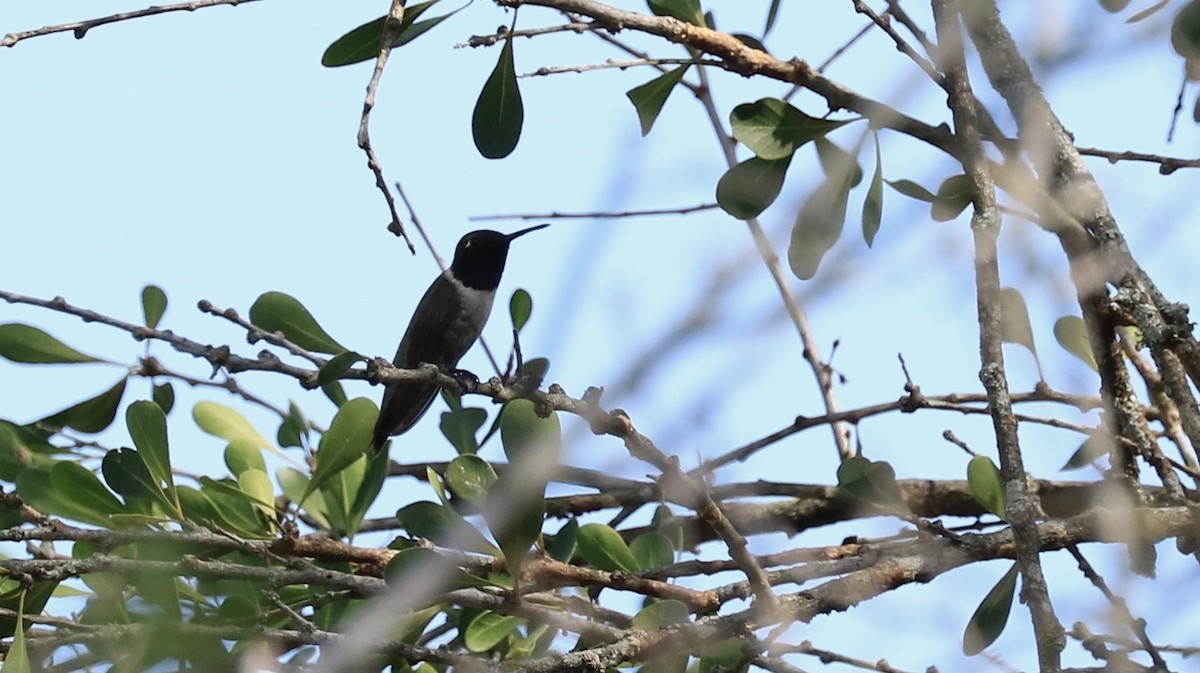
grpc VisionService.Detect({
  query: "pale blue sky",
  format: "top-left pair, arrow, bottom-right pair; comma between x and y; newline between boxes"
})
4,1 -> 1200,670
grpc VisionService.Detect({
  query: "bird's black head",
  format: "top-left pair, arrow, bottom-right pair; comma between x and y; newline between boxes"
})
450,224 -> 548,290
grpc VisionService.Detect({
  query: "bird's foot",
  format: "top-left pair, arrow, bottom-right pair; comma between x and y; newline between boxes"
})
447,368 -> 479,396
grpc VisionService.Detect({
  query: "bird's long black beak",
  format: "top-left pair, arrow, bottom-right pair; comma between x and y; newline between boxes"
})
507,223 -> 550,241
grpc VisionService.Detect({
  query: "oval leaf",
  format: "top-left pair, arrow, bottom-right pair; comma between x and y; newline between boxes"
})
729,98 -> 852,160
1053,316 -> 1098,370
967,455 -> 1006,519
548,517 -> 579,563
862,134 -> 883,247
152,382 -> 175,415
716,156 -> 791,220
464,611 -> 523,653
629,531 -> 674,571
631,599 -> 690,629
998,287 -> 1039,359
647,0 -> 706,26
248,291 -> 347,355
499,399 -> 562,464
885,178 -> 936,202
836,456 -> 911,515
787,176 -> 851,280
931,174 -> 973,222
510,289 -> 533,333
0,324 -> 102,365
193,401 -> 272,451
141,285 -> 168,329
472,39 -> 524,159
41,378 -> 127,434
445,454 -> 498,506
321,2 -> 452,67
576,523 -> 638,572
626,65 -> 690,136
317,351 -> 362,387
304,397 -> 377,503
963,563 -> 1019,655
125,401 -> 175,499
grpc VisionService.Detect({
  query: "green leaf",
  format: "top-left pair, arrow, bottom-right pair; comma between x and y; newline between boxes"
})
763,0 -> 782,36
347,447 -> 389,536
199,478 -> 271,537
885,178 -> 936,202
277,402 -> 309,449
1053,316 -> 1098,371
395,501 -> 499,554
787,176 -> 852,280
1061,430 -> 1111,470
384,548 -> 489,593
698,638 -> 746,673
931,174 -> 973,222
472,38 -> 524,159
0,323 -> 103,364
320,2 -> 445,67
1173,0 -> 1200,63
998,287 -> 1040,361
51,462 -> 124,522
445,455 -> 498,507
626,65 -> 690,136
464,611 -> 523,653
224,439 -> 267,477
238,469 -> 277,516
193,401 -> 273,451
814,137 -> 863,187
836,456 -> 911,515
101,448 -> 175,513
630,532 -> 674,571
2,600 -> 30,673
440,405 -> 488,455
322,381 -> 348,408
303,397 -> 376,503
1099,0 -> 1132,11
500,399 -> 562,464
962,563 -> 1019,655
729,98 -> 852,160
278,468 -> 330,528
317,351 -> 362,387
862,133 -> 883,247
41,378 -> 127,434
715,156 -> 792,220
547,518 -> 579,563
126,401 -> 175,502
577,523 -> 638,572
631,599 -> 689,629
967,455 -> 1006,519
152,382 -> 175,415
141,285 -> 168,329
647,0 -> 706,26
248,291 -> 347,355
510,288 -> 534,333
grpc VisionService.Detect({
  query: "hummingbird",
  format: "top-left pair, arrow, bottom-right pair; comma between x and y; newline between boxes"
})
371,224 -> 549,454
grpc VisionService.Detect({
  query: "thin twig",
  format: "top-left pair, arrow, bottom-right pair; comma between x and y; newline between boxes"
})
471,202 -> 718,221
2,0 -> 261,47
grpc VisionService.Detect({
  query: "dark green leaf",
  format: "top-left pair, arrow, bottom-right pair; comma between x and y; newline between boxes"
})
967,455 -> 1006,519
1053,316 -> 1098,371
472,39 -> 524,159
126,401 -> 175,501
385,548 -> 488,593
931,174 -> 974,221
814,137 -> 863,187
193,401 -> 272,450
729,98 -> 852,160
464,611 -> 523,653
715,156 -> 792,220
999,288 -> 1039,360
1061,430 -> 1112,470
1099,0 -> 1132,10
248,291 -> 347,355
1128,0 -> 1171,23
304,397 -> 376,503
647,0 -> 706,26
277,402 -> 308,449
510,288 -> 534,333
631,599 -> 689,629
16,469 -> 112,528
445,455 -> 498,506
396,501 -> 498,553
199,477 -> 271,537
787,176 -> 852,280
41,378 -> 127,434
731,33 -> 768,52
320,2 -> 443,67
763,0 -> 782,36
482,474 -> 546,579
322,381 -> 348,408
440,406 -> 488,455
141,285 -> 167,329
51,462 -> 124,520
547,518 -> 579,562
347,447 -> 389,535
1173,0 -> 1200,63
862,134 -> 883,247
836,456 -> 911,515
962,563 -> 1019,655
629,532 -> 674,571
577,523 -> 638,572
0,323 -> 103,364
317,351 -> 362,387
885,178 -> 936,202
101,448 -> 173,511
626,65 -> 690,136
152,382 -> 175,415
